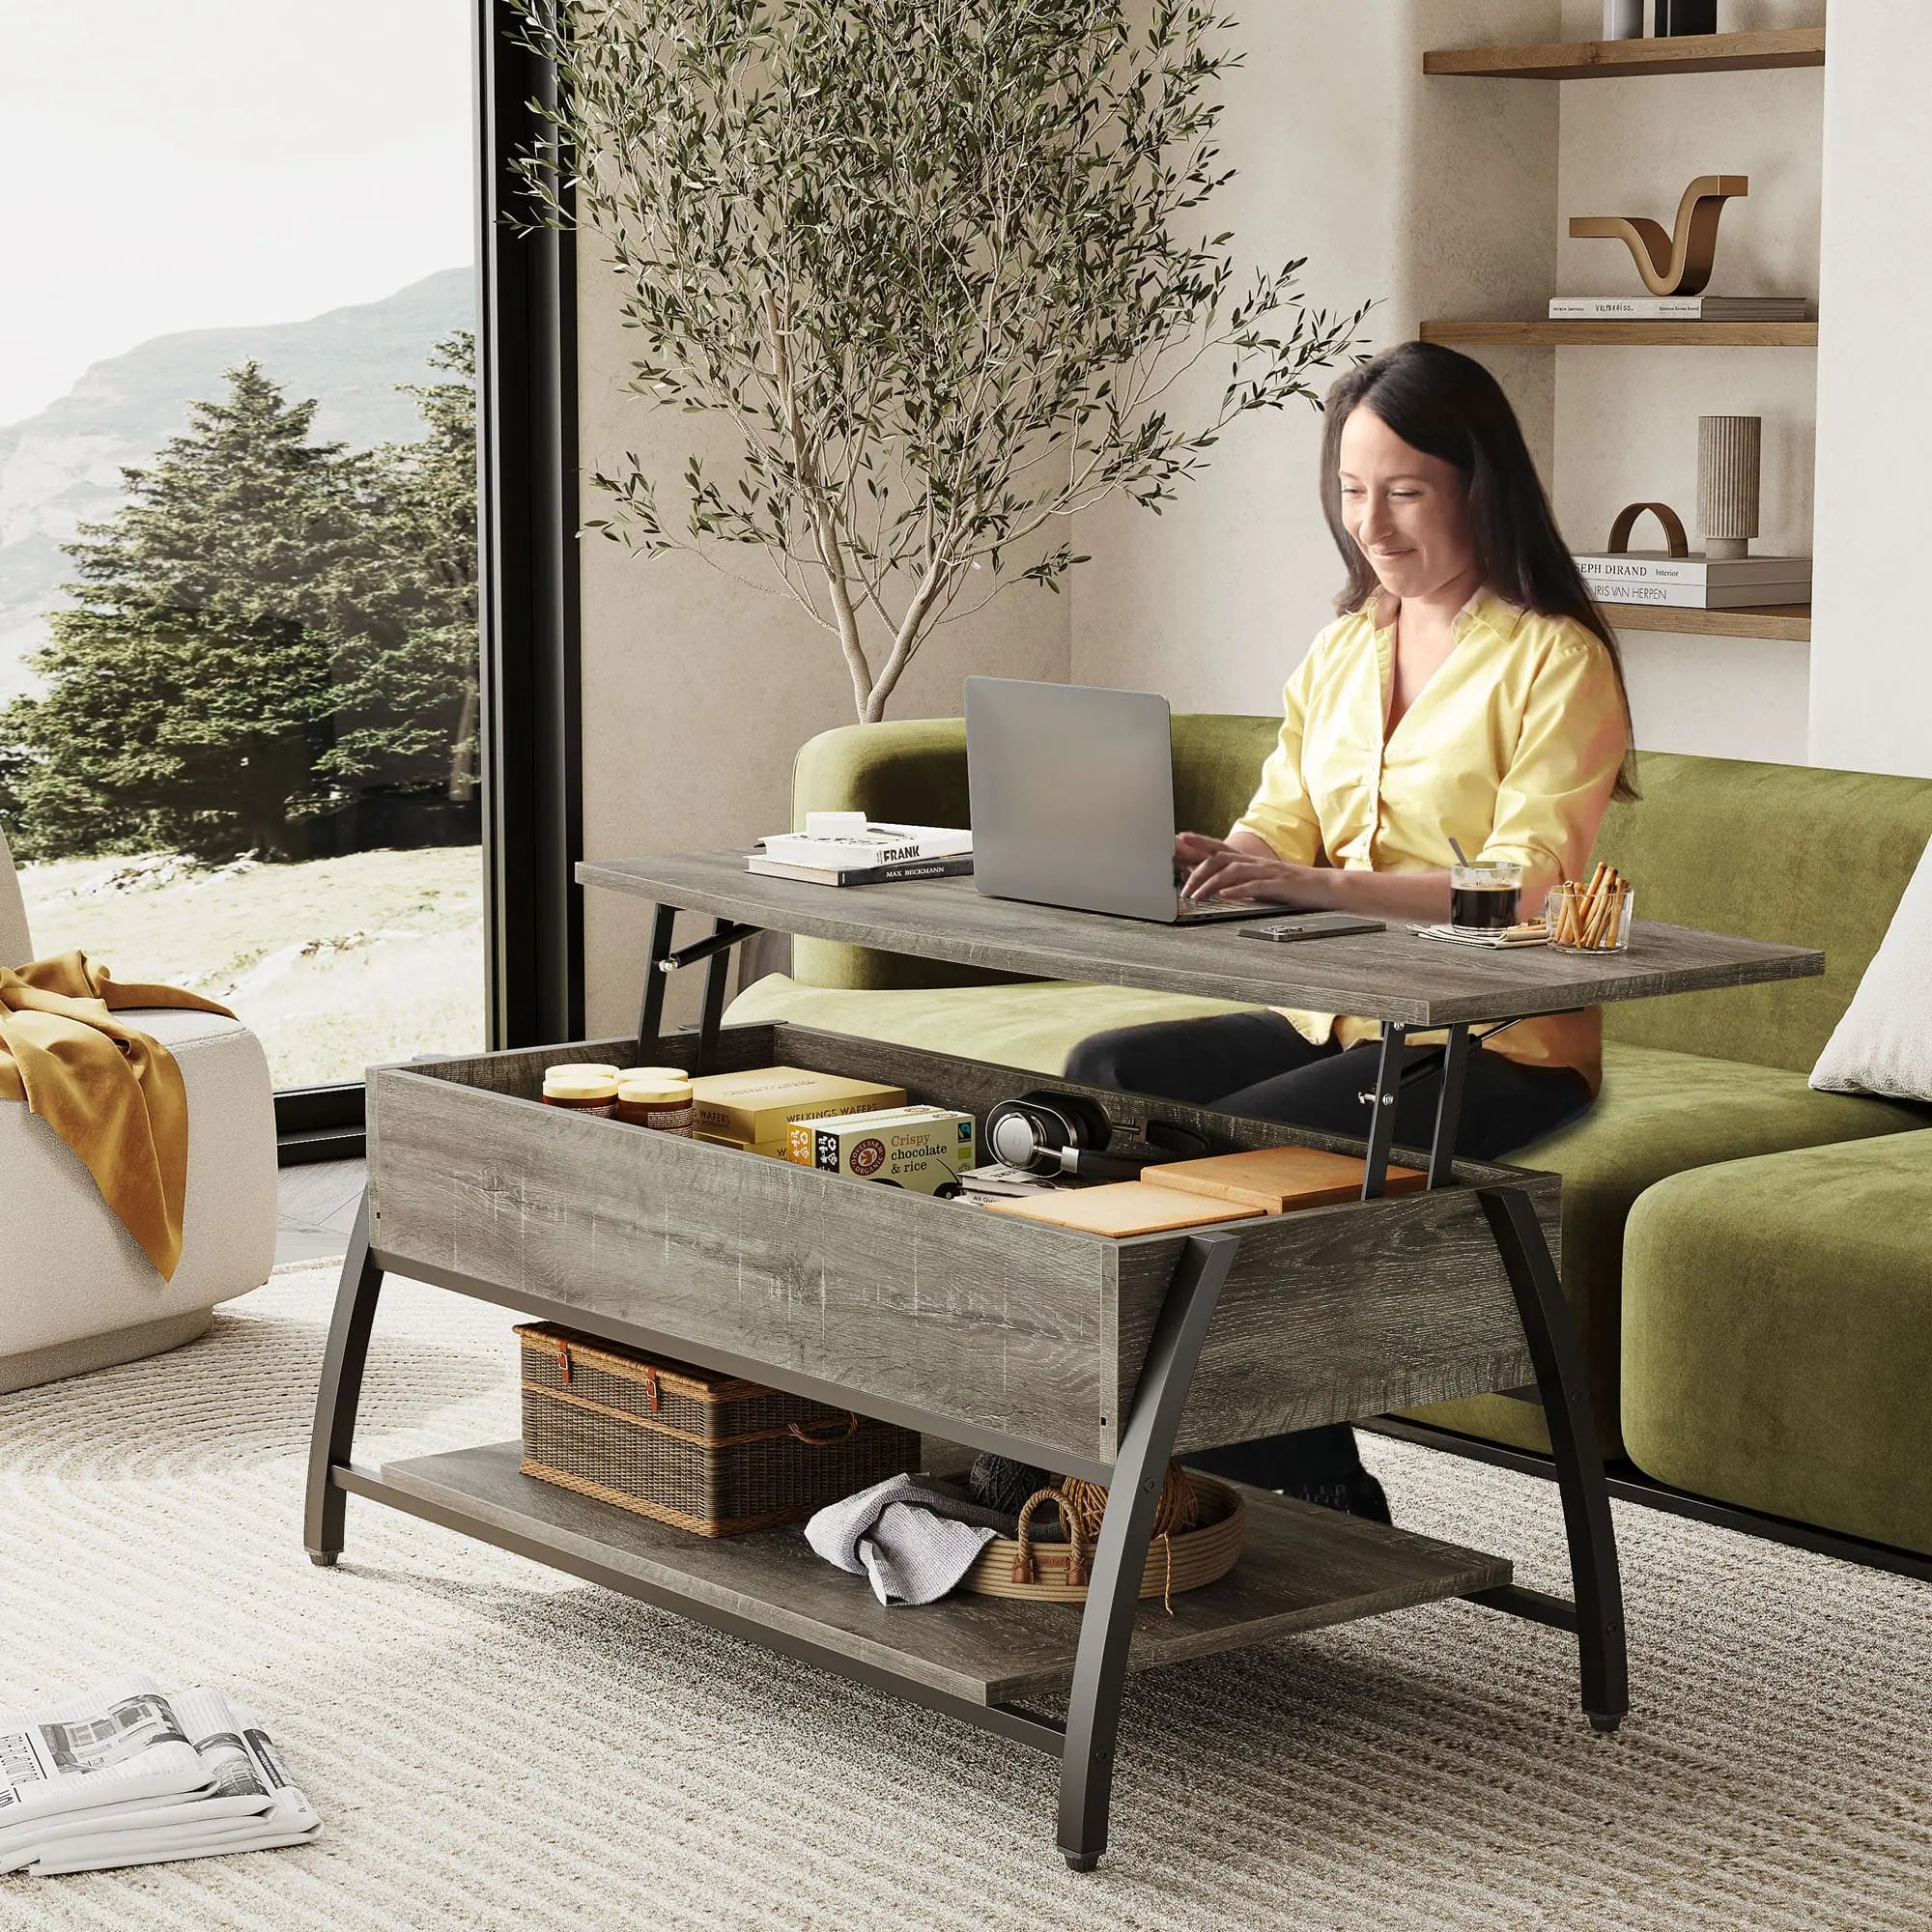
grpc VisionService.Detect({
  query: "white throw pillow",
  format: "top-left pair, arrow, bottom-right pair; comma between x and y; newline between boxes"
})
1810,834 -> 1932,1102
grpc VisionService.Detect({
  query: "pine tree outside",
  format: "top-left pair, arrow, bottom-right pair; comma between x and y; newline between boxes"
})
0,340 -> 484,1090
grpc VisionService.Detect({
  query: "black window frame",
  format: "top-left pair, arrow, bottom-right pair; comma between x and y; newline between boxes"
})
278,0 -> 581,1163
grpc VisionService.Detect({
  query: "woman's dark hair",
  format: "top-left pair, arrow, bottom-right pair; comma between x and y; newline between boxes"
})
1321,340 -> 1638,800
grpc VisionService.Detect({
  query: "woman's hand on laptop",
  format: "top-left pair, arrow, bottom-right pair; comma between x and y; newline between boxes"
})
1176,831 -> 1307,904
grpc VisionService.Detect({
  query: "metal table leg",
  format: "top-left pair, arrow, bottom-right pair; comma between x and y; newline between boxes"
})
696,919 -> 738,1074
1058,1230 -> 1242,1870
1358,1023 -> 1408,1199
635,904 -> 677,1061
1474,1186 -> 1629,1730
1426,1024 -> 1472,1189
634,907 -> 759,1073
304,1192 -> 386,1566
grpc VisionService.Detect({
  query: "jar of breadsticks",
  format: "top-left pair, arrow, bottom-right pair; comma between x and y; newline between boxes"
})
1547,864 -> 1634,952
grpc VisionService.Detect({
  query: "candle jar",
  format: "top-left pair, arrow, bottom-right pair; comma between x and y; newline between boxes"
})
617,1076 -> 696,1135
542,1067 -> 620,1116
1547,882 -> 1634,952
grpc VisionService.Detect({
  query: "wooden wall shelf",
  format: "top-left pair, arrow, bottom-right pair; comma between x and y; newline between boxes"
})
1599,603 -> 1811,642
1423,28 -> 1825,82
1421,319 -> 1817,348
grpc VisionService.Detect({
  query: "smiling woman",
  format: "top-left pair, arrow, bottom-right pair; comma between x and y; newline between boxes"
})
1069,340 -> 1635,1517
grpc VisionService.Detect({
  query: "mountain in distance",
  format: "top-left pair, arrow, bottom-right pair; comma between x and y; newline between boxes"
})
0,267 -> 473,703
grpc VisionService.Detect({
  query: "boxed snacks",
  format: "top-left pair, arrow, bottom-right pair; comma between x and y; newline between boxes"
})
788,1104 -> 977,1195
686,1065 -> 904,1147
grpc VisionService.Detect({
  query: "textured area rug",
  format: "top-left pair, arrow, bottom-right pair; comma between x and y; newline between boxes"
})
2,1265 -> 1928,1931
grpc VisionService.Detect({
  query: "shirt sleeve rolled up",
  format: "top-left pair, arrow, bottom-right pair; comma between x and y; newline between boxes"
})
1478,636 -> 1628,888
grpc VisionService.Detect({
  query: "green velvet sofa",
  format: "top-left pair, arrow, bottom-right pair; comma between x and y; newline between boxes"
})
728,720 -> 1932,1555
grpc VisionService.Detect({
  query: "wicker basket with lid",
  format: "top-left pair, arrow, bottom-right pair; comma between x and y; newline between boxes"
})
517,1323 -> 920,1537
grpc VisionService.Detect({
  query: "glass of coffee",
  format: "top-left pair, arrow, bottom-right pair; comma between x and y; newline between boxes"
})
1449,861 -> 1522,935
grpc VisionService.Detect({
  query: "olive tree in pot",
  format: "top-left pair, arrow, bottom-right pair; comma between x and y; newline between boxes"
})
512,0 -> 1369,723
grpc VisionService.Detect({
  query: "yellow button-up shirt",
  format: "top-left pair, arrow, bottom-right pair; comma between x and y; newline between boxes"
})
1234,592 -> 1628,1091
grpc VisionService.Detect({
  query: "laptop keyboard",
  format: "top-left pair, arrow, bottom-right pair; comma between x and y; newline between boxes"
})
1175,893 -> 1265,920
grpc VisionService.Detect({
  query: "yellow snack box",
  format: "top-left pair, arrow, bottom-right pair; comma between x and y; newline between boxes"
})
686,1065 -> 905,1146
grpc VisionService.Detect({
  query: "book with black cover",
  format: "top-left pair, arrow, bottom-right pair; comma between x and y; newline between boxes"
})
746,855 -> 975,887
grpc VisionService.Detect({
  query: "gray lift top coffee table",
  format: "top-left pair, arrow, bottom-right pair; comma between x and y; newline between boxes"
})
308,856 -> 1820,1869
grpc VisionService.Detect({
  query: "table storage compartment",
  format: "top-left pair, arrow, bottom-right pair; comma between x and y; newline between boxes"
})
367,1022 -> 1556,1473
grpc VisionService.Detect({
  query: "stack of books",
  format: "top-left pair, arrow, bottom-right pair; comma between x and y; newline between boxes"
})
1574,550 -> 1810,611
1548,296 -> 1810,321
748,818 -> 972,887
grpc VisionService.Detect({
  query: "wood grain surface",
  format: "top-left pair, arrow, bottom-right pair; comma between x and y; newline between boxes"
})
1600,602 -> 1811,641
983,1182 -> 1266,1237
1421,320 -> 1818,349
577,853 -> 1822,1025
1119,1176 -> 1555,1453
377,1441 -> 1510,1703
1422,26 -> 1824,80
370,1025 -> 1559,1463
1151,1145 -> 1428,1212
370,1059 -> 1120,1465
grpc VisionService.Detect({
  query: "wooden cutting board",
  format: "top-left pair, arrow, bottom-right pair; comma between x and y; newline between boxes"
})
982,1182 -> 1265,1237
1147,1144 -> 1426,1213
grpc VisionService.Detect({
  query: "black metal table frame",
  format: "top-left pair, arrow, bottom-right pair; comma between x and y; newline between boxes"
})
306,908 -> 1626,1872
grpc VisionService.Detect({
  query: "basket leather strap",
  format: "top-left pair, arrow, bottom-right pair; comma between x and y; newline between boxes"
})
524,1380 -> 861,1449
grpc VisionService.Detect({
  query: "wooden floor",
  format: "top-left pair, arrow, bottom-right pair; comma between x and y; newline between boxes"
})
276,1157 -> 364,1268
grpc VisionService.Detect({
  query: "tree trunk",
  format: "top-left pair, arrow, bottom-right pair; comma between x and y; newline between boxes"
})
448,681 -> 479,803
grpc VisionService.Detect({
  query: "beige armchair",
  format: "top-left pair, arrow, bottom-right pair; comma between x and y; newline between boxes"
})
1,823 -> 277,1392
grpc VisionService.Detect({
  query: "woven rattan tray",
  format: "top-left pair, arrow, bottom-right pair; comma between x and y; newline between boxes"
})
958,1472 -> 1245,1603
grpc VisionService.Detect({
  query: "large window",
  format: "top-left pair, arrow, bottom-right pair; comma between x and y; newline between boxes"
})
0,3 -> 482,1091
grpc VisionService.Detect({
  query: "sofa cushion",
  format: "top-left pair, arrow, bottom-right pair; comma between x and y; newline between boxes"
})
1810,834 -> 1932,1104
730,973 -> 1928,1461
1621,1131 -> 1932,1556
1,1006 -> 278,1369
1594,753 -> 1932,1074
1408,1045 -> 1927,1459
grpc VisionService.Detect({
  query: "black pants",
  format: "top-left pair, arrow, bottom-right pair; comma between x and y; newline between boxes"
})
1065,1011 -> 1594,1495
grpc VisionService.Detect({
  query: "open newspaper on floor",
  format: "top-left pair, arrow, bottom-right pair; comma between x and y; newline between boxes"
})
0,1674 -> 320,1876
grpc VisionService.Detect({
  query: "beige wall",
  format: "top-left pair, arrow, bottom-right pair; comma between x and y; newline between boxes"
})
575,245 -> 1071,1036
1068,0 -> 1562,717
1810,0 -> 1932,778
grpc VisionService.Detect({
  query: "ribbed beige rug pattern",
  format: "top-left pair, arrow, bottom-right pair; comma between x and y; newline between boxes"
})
2,1265 -> 1928,1932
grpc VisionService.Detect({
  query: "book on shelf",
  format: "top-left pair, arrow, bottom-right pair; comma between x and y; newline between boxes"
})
1580,548 -> 1810,611
754,821 -> 972,871
1590,582 -> 1809,611
1548,296 -> 1811,321
1577,551 -> 1810,587
747,854 -> 974,887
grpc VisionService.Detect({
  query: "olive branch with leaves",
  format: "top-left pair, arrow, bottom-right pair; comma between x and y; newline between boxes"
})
511,0 -> 1369,722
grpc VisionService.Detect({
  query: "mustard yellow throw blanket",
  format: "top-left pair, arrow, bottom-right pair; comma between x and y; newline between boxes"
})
0,952 -> 237,1280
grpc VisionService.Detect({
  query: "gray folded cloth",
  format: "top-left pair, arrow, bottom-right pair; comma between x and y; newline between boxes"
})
805,1474 -> 1014,1605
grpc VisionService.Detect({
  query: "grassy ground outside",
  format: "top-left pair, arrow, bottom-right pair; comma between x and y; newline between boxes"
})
15,844 -> 485,1089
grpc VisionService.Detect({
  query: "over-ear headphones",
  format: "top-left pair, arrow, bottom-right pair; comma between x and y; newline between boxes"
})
984,1091 -> 1204,1181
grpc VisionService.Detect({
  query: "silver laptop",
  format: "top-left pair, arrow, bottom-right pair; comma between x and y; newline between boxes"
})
963,676 -> 1279,924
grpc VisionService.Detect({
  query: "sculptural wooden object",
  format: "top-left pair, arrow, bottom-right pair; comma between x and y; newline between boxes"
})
1570,174 -> 1748,296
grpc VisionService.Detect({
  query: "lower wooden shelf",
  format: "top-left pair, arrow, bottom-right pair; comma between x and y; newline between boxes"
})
368,1441 -> 1509,1706
1599,602 -> 1811,642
